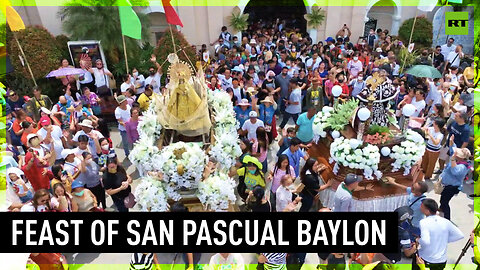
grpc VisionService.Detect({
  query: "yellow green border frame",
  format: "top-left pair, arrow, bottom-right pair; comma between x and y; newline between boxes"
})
1,0 -> 478,269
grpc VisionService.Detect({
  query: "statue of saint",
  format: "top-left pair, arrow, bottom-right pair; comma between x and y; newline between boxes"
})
357,71 -> 399,126
156,54 -> 211,137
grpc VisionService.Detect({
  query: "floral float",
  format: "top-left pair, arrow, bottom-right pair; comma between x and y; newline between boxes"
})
129,59 -> 241,211
390,130 -> 426,175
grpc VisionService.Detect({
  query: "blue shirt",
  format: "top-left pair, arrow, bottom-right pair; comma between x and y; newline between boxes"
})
282,147 -> 305,176
234,106 -> 251,128
406,187 -> 425,228
296,112 -> 315,143
285,88 -> 302,114
448,122 -> 470,148
258,104 -> 275,125
440,161 -> 468,189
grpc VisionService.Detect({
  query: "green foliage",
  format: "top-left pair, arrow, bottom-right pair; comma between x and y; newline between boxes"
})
0,24 -> 6,45
55,34 -> 71,62
228,7 -> 249,32
6,26 -> 62,80
58,0 -> 151,72
367,124 -> 390,135
304,6 -> 325,30
154,28 -> 197,79
112,42 -> 154,77
398,17 -> 433,49
326,99 -> 359,131
397,47 -> 419,74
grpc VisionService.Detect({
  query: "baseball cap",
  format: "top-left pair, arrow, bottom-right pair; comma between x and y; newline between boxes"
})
325,37 -> 335,43
26,133 -> 39,143
61,148 -> 76,159
39,116 -> 51,127
249,111 -> 258,118
71,181 -> 84,190
116,95 -> 127,104
344,173 -> 363,185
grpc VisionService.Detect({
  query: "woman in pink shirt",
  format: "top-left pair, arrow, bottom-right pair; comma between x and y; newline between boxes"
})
252,127 -> 269,174
125,107 -> 141,146
267,154 -> 296,212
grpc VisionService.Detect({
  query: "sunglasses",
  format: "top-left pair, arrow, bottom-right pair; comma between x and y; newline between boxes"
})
10,93 -> 16,97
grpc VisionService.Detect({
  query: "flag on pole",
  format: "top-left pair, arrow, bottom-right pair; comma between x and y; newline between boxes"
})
3,5 -> 26,31
161,0 -> 183,27
118,0 -> 142,39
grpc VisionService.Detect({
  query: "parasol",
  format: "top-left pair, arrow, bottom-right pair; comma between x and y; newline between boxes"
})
405,65 -> 442,78
45,67 -> 85,78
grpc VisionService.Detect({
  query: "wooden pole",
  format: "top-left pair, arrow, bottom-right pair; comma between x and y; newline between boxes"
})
400,9 -> 418,74
122,34 -> 129,74
13,31 -> 37,87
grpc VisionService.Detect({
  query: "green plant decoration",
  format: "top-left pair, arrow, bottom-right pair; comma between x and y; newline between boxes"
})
304,6 -> 326,30
367,124 -> 390,135
326,99 -> 359,131
398,16 -> 433,49
398,47 -> 419,74
228,7 -> 249,33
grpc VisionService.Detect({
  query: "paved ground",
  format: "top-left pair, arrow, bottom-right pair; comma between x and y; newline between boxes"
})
63,121 -> 476,269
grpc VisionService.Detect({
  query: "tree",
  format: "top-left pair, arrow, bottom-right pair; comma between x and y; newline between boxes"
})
6,26 -> 62,80
154,28 -> 197,78
58,0 -> 150,68
55,34 -> 71,62
398,17 -> 433,49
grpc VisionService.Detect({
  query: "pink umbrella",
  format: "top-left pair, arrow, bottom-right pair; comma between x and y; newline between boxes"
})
45,67 -> 85,78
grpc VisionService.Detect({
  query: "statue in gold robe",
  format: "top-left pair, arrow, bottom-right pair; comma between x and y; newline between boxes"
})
156,54 -> 212,137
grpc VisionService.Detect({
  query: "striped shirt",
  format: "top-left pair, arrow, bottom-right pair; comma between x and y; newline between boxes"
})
130,253 -> 154,270
262,253 -> 287,270
425,127 -> 444,152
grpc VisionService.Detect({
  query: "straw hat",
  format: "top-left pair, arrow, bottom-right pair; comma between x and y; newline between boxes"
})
454,148 -> 471,160
261,96 -> 275,104
238,98 -> 251,106
245,87 -> 258,96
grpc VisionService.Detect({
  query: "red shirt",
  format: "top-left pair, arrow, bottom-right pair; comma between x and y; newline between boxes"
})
334,82 -> 350,97
22,151 -> 53,191
12,116 -> 35,134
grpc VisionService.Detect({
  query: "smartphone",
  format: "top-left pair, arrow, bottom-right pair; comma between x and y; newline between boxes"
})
62,170 -> 68,176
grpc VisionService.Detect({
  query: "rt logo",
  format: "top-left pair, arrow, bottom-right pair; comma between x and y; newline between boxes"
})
445,12 -> 469,35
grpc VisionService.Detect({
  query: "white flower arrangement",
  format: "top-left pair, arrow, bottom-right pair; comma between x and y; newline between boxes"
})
312,106 -> 334,142
329,137 -> 382,180
390,129 -> 426,175
210,132 -> 242,172
208,90 -> 239,134
154,142 -> 208,200
137,109 -> 163,140
197,172 -> 237,211
134,175 -> 169,212
128,136 -> 160,172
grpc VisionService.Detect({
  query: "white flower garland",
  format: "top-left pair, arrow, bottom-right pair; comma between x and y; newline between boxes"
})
154,141 -> 207,200
312,106 -> 334,142
137,109 -> 163,141
134,175 -> 169,212
197,172 -> 237,211
207,90 -> 241,172
329,137 -> 382,180
131,88 -> 241,210
390,129 -> 426,175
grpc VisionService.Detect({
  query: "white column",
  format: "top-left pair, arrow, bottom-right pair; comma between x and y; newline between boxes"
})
309,28 -> 318,44
391,14 -> 402,35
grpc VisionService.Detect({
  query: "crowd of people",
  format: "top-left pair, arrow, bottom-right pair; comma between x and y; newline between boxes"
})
2,16 -> 476,270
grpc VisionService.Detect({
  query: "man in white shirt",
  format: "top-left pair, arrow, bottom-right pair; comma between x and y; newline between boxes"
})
145,55 -> 163,94
115,95 -> 131,158
440,38 -> 455,60
131,68 -> 146,95
120,74 -> 135,94
207,253 -> 245,270
241,111 -> 264,141
410,89 -> 427,118
89,59 -> 113,89
218,69 -> 233,91
72,119 -> 104,158
279,79 -> 302,130
306,52 -> 322,70
426,80 -> 442,113
61,148 -> 82,179
414,199 -> 463,270
445,44 -> 464,71
36,116 -> 65,163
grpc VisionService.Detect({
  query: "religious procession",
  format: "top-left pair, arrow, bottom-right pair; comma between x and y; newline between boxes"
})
0,0 -> 478,269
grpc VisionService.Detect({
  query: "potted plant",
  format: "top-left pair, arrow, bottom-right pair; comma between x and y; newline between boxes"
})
228,7 -> 249,33
304,6 -> 326,30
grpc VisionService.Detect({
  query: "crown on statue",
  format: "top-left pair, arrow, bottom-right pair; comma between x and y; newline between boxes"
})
366,72 -> 384,91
